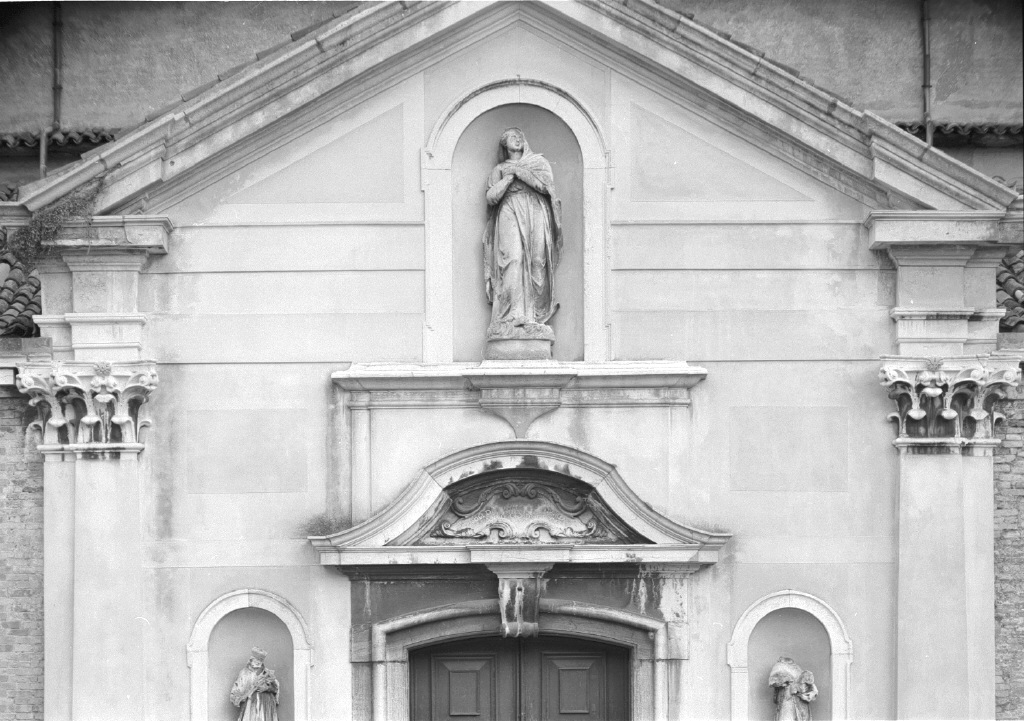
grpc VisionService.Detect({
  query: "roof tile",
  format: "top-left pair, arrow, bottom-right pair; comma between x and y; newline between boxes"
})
998,250 -> 1024,331
0,249 -> 39,338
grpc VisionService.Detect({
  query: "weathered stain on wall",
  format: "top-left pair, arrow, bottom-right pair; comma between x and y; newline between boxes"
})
0,391 -> 42,721
995,381 -> 1024,720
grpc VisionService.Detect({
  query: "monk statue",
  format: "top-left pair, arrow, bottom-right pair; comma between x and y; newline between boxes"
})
769,657 -> 818,721
482,127 -> 562,352
230,647 -> 280,721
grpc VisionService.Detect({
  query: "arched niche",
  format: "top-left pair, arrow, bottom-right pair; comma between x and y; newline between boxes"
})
421,78 -> 610,363
748,609 -> 831,720
187,589 -> 314,721
452,103 -> 584,361
208,608 -> 294,721
727,590 -> 853,721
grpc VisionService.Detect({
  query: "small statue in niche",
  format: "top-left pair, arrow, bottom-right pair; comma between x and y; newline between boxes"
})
769,657 -> 818,721
482,127 -> 563,351
230,646 -> 280,721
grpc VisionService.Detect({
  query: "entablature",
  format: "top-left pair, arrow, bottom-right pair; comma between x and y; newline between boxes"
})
334,360 -> 707,438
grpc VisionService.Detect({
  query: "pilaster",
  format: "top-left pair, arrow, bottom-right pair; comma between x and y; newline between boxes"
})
871,207 -> 1021,719
4,355 -> 151,720
16,361 -> 158,720
879,355 -> 1018,719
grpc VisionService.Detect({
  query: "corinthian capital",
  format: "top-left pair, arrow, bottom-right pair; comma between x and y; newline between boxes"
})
879,355 -> 1019,441
16,360 -> 158,450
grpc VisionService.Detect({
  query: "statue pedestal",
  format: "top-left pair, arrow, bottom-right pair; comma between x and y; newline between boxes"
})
485,338 -> 552,360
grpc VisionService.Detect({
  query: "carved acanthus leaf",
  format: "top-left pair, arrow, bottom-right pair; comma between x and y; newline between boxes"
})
16,361 -> 158,447
879,357 -> 1020,440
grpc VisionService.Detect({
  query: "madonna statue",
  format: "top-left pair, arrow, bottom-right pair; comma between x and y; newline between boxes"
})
229,647 -> 280,721
482,128 -> 562,351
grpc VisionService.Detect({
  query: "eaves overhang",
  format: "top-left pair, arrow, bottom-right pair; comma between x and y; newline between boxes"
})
0,0 -> 1017,220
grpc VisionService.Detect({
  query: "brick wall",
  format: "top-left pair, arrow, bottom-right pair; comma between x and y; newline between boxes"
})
0,390 -> 42,721
996,381 -> 1024,719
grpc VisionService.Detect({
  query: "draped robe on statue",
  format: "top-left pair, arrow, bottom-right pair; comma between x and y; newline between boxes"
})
482,140 -> 562,337
229,664 -> 280,721
769,658 -> 818,721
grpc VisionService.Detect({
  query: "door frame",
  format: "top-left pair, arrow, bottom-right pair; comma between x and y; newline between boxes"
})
363,598 -> 666,721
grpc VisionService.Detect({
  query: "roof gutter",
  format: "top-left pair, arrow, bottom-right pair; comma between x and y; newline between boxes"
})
921,0 -> 934,147
41,2 -> 63,179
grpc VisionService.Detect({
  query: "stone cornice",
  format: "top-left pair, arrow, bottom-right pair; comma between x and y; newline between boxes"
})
333,360 -> 707,391
16,360 -> 158,453
334,360 -> 708,437
867,209 -> 1022,252
312,543 -> 713,567
879,355 -> 1020,442
0,214 -> 172,255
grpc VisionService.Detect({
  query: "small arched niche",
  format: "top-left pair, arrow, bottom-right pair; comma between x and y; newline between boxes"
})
188,589 -> 313,721
208,608 -> 294,721
748,608 -> 832,721
452,103 -> 584,361
728,590 -> 852,721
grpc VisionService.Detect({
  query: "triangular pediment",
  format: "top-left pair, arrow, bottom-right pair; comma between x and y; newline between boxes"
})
3,0 -> 1016,218
225,104 -> 406,205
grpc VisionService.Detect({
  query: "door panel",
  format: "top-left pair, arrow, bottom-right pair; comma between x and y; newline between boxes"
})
410,639 -> 517,721
544,654 -> 602,717
410,636 -> 628,721
435,656 -> 492,718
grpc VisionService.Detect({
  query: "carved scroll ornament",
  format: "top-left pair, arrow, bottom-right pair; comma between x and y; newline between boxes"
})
16,361 -> 158,447
415,474 -> 649,546
879,357 -> 1019,440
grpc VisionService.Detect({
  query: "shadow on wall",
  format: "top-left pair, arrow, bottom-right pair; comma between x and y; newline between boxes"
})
749,608 -> 833,721
208,607 -> 295,721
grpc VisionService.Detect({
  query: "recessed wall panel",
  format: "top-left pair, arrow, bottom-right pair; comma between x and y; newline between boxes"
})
184,409 -> 309,494
729,406 -> 849,492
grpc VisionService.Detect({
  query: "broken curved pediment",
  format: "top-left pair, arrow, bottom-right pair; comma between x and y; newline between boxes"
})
309,441 -> 731,568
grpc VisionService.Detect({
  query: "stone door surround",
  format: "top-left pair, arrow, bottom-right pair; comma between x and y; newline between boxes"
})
311,439 -> 731,721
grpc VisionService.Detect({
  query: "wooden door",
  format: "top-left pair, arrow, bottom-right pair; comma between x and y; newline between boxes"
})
410,636 -> 629,721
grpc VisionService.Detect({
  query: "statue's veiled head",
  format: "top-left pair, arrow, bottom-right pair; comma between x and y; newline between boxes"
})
499,127 -> 530,161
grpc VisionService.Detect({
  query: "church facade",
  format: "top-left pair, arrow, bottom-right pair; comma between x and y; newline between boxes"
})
0,2 -> 1022,719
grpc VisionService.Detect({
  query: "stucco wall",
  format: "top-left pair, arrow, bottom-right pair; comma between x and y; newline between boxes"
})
0,390 -> 42,721
995,380 -> 1024,720
119,14 -> 903,717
